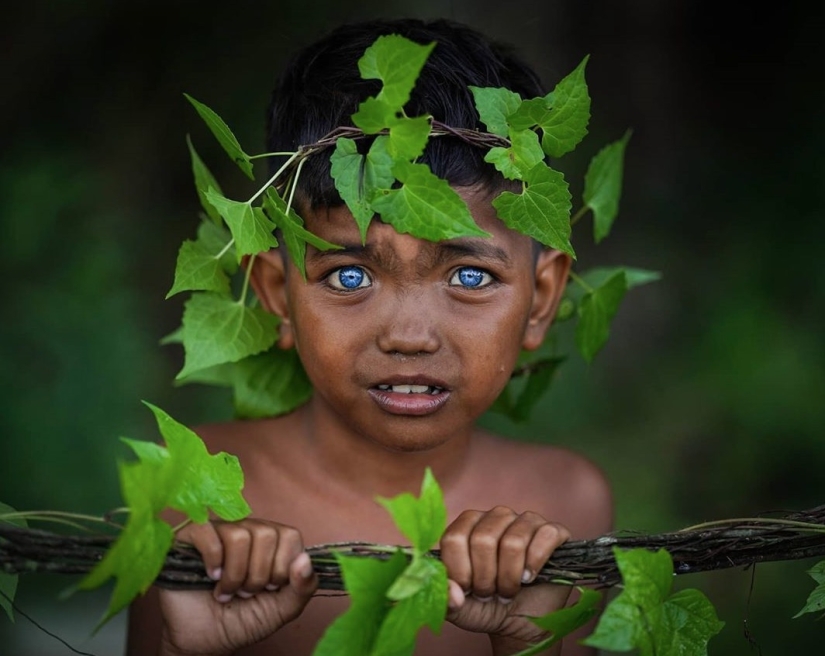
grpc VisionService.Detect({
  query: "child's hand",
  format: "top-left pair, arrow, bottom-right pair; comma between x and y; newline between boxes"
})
441,507 -> 572,655
157,518 -> 317,656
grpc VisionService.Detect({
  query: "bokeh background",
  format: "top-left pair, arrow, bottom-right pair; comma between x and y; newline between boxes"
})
1,0 -> 823,654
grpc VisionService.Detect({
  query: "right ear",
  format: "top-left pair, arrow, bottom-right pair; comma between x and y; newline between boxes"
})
246,250 -> 295,350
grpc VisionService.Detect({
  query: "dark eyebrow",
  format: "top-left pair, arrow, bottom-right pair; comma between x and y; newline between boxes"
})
435,240 -> 512,266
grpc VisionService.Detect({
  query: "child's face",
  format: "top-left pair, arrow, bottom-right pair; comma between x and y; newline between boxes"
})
253,187 -> 570,452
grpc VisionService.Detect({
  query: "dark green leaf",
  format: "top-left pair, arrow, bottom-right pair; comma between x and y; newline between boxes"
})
183,94 -> 254,179
358,35 -> 435,109
330,137 -> 373,236
0,501 -> 25,621
186,135 -> 223,224
537,56 -> 591,158
513,587 -> 602,656
204,189 -> 277,260
575,270 -> 628,363
231,348 -> 313,419
511,357 -> 565,422
794,560 -> 825,618
584,130 -> 631,243
470,86 -> 522,137
166,239 -> 230,298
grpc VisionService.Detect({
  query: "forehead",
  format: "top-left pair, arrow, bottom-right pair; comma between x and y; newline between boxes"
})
300,186 -> 536,263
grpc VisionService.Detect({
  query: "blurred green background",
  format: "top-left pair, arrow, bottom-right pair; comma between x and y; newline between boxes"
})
1,0 -> 823,654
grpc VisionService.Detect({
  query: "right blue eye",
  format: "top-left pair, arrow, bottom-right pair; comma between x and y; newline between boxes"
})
327,266 -> 372,290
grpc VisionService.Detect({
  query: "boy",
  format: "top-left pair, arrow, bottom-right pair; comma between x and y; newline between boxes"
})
126,17 -> 613,656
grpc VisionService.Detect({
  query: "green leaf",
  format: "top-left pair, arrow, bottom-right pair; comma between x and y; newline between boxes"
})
312,550 -> 409,656
512,357 -> 565,422
794,560 -> 825,618
575,270 -> 628,363
536,56 -> 591,158
484,129 -> 544,181
470,86 -> 522,137
166,239 -> 231,298
184,94 -> 254,179
371,160 -> 488,242
377,467 -> 446,554
204,189 -> 278,261
186,134 -> 223,224
0,501 -> 26,622
358,35 -> 435,109
196,219 -> 238,274
230,348 -> 313,419
387,115 -> 432,160
492,164 -> 573,256
583,548 -> 724,656
584,130 -> 632,243
513,587 -> 602,656
330,137 -> 374,236
263,189 -> 340,278
386,556 -> 441,601
352,97 -> 397,134
177,292 -> 279,379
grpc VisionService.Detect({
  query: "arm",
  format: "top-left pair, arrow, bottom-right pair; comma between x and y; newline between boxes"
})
125,518 -> 317,656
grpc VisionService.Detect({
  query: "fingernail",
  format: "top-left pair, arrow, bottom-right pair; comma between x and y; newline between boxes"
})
265,583 -> 280,591
522,569 -> 533,584
296,552 -> 313,579
237,590 -> 254,599
497,595 -> 514,605
216,593 -> 232,603
472,594 -> 493,603
209,567 -> 222,581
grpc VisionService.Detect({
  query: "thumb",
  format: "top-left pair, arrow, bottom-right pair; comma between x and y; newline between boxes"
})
274,552 -> 317,623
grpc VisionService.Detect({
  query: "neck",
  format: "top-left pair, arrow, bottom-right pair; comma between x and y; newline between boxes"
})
297,398 -> 474,499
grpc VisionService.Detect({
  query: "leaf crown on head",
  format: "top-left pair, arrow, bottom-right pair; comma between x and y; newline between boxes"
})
166,29 -> 657,422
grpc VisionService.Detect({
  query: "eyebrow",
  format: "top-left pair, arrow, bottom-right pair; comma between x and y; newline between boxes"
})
434,241 -> 512,266
305,239 -> 512,268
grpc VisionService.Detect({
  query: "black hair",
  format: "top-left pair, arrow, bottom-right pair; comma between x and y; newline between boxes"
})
265,18 -> 548,209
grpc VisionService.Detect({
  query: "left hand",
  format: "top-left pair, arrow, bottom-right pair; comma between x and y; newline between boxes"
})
440,507 -> 572,652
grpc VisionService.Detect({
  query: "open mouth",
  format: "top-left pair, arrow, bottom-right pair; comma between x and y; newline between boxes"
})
375,384 -> 444,395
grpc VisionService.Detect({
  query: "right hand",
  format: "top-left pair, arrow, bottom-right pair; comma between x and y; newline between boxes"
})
157,518 -> 318,656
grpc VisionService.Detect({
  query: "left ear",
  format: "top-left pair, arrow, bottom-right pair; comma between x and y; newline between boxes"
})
522,249 -> 573,351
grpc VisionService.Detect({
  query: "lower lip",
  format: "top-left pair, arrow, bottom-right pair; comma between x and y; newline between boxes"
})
368,388 -> 451,416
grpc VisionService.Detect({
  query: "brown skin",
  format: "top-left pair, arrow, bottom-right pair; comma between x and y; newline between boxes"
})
126,187 -> 614,655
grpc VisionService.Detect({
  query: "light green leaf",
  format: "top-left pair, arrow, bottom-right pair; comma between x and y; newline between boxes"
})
584,130 -> 631,243
580,266 -> 661,292
513,587 -> 602,656
231,348 -> 313,419
371,160 -> 488,242
358,35 -> 435,109
386,556 -> 441,601
492,163 -> 573,256
330,137 -> 374,235
387,115 -> 432,160
196,219 -> 238,274
352,97 -> 397,134
177,292 -> 279,379
794,560 -> 825,618
184,94 -> 254,179
536,56 -> 591,158
575,270 -> 628,363
507,96 -> 552,131
485,129 -> 545,181
377,467 -> 446,554
186,134 -> 223,224
312,550 -> 409,656
204,189 -> 277,260
159,325 -> 184,346
470,86 -> 522,137
166,239 -> 231,298
0,501 -> 26,622
484,147 -> 522,181
583,548 -> 724,656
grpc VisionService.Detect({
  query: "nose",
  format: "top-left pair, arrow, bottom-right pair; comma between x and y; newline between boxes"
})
375,289 -> 441,356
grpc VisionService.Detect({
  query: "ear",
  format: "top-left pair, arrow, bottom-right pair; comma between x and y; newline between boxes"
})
522,249 -> 573,351
245,250 -> 295,350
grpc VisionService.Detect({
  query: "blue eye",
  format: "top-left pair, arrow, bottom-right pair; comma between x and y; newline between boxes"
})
328,265 -> 371,290
450,266 -> 492,288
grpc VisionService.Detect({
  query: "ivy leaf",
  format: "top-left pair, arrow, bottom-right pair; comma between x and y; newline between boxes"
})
263,189 -> 341,278
358,34 -> 435,109
312,550 -> 409,656
470,85 -> 522,137
230,348 -> 313,419
575,270 -> 628,363
371,160 -> 488,242
196,219 -> 238,274
492,163 -> 573,256
794,560 -> 825,618
186,134 -> 223,224
584,130 -> 632,243
377,467 -> 447,554
204,188 -> 278,261
177,292 -> 279,379
387,114 -> 432,160
0,501 -> 25,622
142,402 -> 250,522
583,548 -> 724,656
166,239 -> 231,298
513,587 -> 602,656
183,94 -> 254,179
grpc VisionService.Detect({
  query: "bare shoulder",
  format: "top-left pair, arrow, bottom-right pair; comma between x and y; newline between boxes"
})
469,431 -> 614,539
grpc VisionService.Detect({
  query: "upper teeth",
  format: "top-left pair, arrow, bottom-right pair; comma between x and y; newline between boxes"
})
377,384 -> 442,394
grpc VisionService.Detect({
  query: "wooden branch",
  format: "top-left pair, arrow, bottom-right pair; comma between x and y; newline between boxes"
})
2,505 -> 824,593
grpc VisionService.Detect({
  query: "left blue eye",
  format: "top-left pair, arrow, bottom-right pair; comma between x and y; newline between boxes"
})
327,265 -> 372,290
450,266 -> 492,288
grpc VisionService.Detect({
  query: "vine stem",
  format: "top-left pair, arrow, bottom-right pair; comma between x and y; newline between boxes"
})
568,269 -> 594,294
